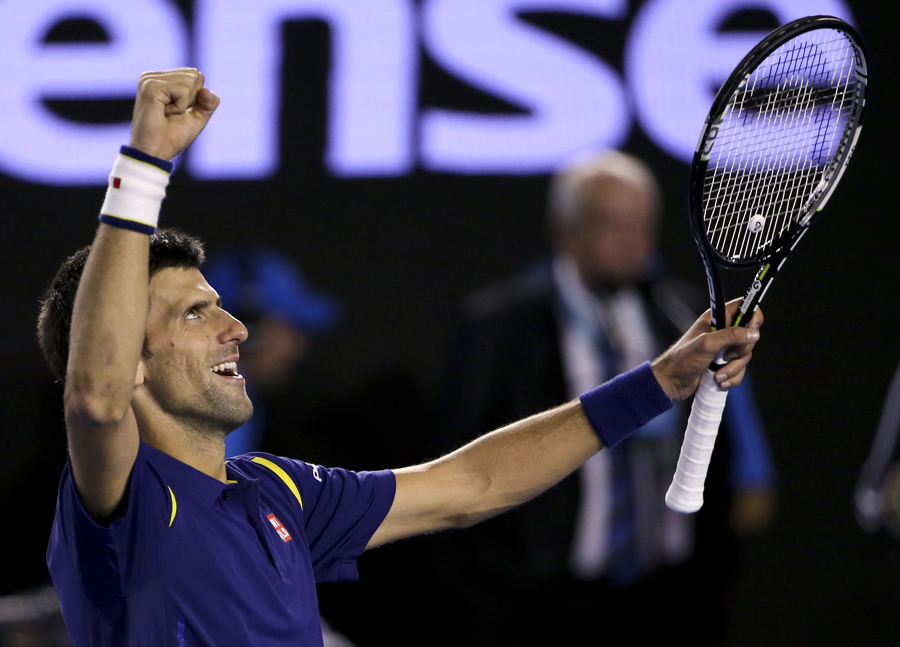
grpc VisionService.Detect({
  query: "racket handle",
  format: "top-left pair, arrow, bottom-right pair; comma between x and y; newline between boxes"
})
665,367 -> 729,513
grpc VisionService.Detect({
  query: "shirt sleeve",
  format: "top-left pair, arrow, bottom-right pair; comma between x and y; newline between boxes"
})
51,443 -> 170,599
279,460 -> 396,583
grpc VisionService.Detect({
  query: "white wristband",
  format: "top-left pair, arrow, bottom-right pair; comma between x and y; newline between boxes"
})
99,148 -> 172,235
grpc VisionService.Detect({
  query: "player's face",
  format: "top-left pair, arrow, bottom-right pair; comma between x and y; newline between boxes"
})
139,267 -> 253,436
568,175 -> 658,290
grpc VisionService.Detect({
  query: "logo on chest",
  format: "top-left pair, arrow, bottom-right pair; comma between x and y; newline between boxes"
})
266,513 -> 292,542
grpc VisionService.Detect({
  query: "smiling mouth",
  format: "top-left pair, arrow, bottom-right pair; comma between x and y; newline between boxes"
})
210,361 -> 241,378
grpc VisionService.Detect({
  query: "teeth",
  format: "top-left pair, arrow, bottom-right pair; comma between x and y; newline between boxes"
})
210,361 -> 238,375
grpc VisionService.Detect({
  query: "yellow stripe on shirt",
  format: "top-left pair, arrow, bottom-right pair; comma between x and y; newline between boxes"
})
250,457 -> 303,509
168,486 -> 177,527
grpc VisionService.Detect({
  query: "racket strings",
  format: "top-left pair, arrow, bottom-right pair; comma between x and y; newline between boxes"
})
706,35 -> 853,258
709,39 -> 844,253
731,35 -> 850,224
701,28 -> 860,262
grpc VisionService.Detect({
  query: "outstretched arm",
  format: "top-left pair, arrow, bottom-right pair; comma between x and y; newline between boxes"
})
64,69 -> 218,521
368,298 -> 762,548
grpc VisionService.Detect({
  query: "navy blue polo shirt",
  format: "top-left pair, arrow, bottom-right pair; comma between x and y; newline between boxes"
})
48,442 -> 395,646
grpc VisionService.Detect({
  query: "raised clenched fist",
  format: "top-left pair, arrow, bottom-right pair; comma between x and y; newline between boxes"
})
129,68 -> 220,161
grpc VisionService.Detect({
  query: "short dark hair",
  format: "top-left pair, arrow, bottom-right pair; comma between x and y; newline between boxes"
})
37,228 -> 206,382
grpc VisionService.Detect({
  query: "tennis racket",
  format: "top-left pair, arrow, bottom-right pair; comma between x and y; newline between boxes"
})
665,15 -> 868,513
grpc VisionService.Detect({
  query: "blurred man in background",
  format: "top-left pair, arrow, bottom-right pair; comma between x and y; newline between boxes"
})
855,359 -> 900,542
435,149 -> 777,645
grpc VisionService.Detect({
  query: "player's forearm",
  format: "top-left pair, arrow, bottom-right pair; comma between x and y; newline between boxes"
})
65,225 -> 149,425
379,363 -> 673,545
438,400 -> 601,527
373,401 -> 601,546
442,362 -> 678,526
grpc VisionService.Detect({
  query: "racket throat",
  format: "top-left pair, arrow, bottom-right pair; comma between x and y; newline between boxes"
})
733,262 -> 772,327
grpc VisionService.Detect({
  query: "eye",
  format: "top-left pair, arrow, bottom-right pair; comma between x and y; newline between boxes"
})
185,309 -> 200,320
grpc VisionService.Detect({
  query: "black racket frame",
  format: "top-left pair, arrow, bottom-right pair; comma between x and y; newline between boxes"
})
688,15 -> 868,331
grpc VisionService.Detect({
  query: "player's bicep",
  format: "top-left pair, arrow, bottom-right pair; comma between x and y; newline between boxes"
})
65,404 -> 141,523
367,462 -> 474,549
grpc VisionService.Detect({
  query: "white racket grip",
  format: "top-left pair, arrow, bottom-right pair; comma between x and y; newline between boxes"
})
665,368 -> 729,513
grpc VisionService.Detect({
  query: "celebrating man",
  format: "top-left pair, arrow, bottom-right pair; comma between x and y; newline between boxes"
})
39,69 -> 761,647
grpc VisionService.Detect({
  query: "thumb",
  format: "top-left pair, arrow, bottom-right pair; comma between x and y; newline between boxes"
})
187,88 -> 220,126
711,325 -> 760,353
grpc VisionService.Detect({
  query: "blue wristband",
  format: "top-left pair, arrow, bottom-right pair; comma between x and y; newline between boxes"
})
578,362 -> 673,449
119,145 -> 173,173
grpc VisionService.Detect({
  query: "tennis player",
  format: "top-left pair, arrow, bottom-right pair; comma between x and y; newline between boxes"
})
38,68 -> 762,647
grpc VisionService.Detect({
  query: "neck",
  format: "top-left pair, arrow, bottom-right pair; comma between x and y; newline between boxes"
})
164,433 -> 229,482
132,402 -> 229,482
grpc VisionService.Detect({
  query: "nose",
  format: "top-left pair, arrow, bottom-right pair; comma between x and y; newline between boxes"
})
218,309 -> 249,345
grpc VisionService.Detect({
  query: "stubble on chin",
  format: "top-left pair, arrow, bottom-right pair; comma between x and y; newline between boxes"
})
177,379 -> 255,441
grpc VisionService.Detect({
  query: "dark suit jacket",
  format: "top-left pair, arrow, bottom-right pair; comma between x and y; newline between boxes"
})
431,260 -> 747,643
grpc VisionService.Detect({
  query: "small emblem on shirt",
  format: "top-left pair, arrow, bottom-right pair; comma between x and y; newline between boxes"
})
112,177 -> 121,189
266,513 -> 292,542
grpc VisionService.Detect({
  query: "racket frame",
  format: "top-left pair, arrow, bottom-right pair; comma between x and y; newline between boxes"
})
667,15 -> 868,514
689,14 -> 868,332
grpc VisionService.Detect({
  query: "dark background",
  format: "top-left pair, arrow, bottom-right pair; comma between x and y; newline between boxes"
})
1,1 -> 898,645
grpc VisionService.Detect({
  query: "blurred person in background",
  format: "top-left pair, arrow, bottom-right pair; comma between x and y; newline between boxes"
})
434,149 -> 777,645
855,359 -> 900,543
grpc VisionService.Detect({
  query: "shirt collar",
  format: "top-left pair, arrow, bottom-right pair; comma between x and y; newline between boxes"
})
141,442 -> 246,505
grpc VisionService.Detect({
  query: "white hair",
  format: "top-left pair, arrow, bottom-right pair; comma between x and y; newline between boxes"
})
547,149 -> 662,228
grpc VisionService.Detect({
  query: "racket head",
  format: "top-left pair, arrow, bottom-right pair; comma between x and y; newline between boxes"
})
689,15 -> 868,327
